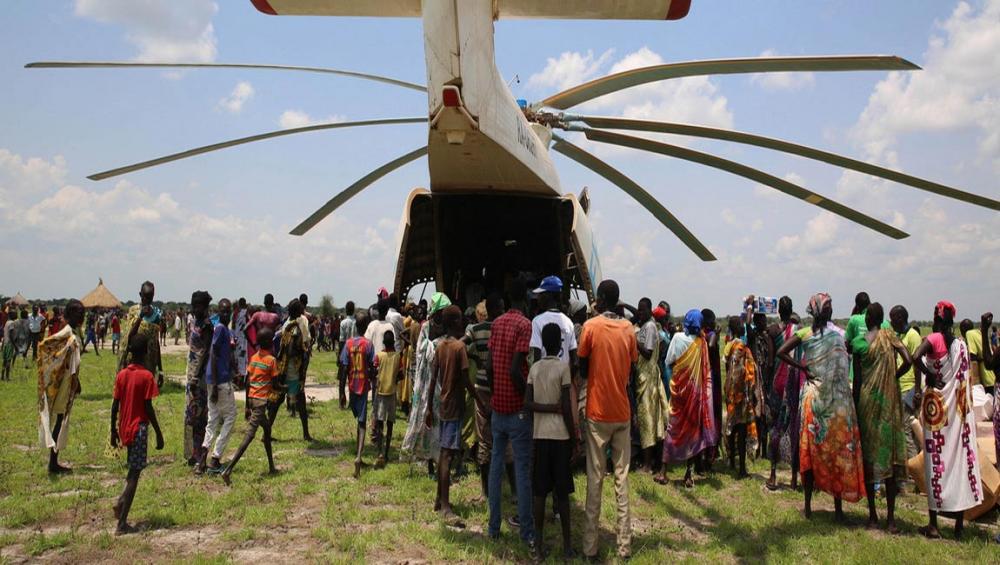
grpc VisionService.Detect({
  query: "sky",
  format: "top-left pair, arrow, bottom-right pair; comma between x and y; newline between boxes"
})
1,0 -> 998,319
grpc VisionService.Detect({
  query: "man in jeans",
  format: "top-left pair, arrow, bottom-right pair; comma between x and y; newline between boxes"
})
200,298 -> 237,475
578,280 -> 637,560
486,279 -> 538,558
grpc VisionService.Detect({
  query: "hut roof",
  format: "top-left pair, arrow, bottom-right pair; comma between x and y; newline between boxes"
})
80,278 -> 122,309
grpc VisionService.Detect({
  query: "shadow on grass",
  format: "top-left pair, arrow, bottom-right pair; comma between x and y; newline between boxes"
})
139,512 -> 179,531
639,472 -> 996,563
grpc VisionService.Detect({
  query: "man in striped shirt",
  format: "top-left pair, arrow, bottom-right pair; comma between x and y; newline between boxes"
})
464,293 -> 505,501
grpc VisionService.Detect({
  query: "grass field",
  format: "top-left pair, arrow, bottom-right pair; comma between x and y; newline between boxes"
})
0,346 -> 997,563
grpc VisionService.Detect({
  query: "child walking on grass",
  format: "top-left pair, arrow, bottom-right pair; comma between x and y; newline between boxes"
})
373,331 -> 403,468
222,327 -> 279,485
526,323 -> 578,559
110,333 -> 164,535
339,313 -> 376,478
426,305 -> 480,528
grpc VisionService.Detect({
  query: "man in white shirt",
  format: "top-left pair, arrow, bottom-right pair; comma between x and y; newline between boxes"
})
28,305 -> 44,360
364,300 -> 395,354
528,276 -> 580,430
386,293 -> 405,347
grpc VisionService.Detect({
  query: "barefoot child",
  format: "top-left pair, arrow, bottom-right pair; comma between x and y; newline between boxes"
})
339,313 -> 376,478
373,331 -> 403,468
222,327 -> 278,485
110,333 -> 164,535
527,323 -> 578,559
426,305 -> 479,528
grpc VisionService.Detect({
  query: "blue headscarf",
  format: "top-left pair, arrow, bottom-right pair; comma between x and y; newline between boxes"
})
683,309 -> 703,335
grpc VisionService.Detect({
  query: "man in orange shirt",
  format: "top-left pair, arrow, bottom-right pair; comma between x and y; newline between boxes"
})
577,280 -> 637,560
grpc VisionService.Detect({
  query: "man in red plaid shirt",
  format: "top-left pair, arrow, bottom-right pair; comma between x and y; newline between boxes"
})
486,279 -> 538,558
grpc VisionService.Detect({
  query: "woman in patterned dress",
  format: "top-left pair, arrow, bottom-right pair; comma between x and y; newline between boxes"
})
776,293 -> 866,521
852,302 -> 912,533
911,301 -> 983,540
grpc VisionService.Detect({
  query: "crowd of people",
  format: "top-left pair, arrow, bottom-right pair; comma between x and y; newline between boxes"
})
9,278 -> 1000,556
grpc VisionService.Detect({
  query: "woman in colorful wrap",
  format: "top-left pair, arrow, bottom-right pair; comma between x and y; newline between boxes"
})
401,292 -> 449,476
655,309 -> 716,488
852,302 -> 912,532
635,298 -> 669,473
910,301 -> 982,540
37,299 -> 84,474
767,296 -> 802,490
776,293 -> 865,521
118,281 -> 164,388
271,298 -> 312,441
724,316 -> 761,479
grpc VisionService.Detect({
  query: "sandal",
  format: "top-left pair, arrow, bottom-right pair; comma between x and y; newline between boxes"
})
653,474 -> 669,486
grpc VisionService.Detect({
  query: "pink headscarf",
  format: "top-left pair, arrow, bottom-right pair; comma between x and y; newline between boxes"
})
935,300 -> 956,320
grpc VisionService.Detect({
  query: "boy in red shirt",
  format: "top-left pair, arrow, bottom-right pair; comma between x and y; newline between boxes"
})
222,327 -> 278,485
110,333 -> 164,535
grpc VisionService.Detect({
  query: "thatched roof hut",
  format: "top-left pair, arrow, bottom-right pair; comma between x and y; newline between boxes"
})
5,292 -> 28,308
80,278 -> 122,309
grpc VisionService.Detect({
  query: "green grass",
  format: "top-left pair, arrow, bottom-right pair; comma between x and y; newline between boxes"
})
0,348 -> 996,563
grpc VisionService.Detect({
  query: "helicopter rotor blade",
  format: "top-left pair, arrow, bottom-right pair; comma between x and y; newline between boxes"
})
290,146 -> 428,236
539,55 -> 919,110
565,116 -> 1000,212
582,128 -> 909,240
551,135 -> 715,261
88,117 -> 427,181
25,61 -> 426,92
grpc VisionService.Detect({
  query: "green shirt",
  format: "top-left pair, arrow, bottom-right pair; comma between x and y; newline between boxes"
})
966,329 -> 996,387
845,310 -> 889,382
897,328 -> 921,393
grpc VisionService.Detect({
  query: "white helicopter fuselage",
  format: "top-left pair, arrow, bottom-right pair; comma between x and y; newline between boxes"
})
421,0 -> 561,195
250,0 -> 688,301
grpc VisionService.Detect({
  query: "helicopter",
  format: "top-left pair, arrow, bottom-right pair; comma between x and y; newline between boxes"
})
27,0 -> 1000,306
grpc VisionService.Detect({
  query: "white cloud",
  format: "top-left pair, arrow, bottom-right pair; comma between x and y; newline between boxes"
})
851,0 -> 1000,168
530,47 -> 734,158
528,49 -> 614,92
0,149 -> 403,303
278,110 -> 347,129
218,81 -> 254,114
771,212 -> 841,258
748,49 -> 816,91
0,150 -> 67,195
74,0 -> 218,63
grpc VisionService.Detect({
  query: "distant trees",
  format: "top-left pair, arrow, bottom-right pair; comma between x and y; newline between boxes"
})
319,294 -> 336,319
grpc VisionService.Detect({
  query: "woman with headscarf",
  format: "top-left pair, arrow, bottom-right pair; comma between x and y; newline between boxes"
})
776,293 -> 865,521
852,302 -> 912,532
655,309 -> 716,488
401,292 -> 450,476
910,301 -> 982,540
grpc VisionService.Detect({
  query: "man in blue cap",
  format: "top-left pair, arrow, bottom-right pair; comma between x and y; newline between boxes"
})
529,276 -> 579,429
